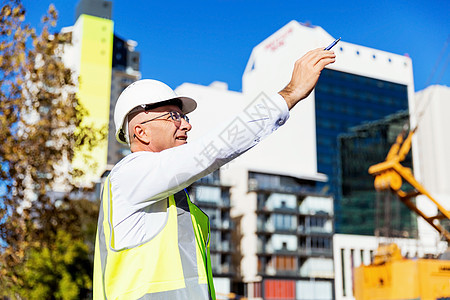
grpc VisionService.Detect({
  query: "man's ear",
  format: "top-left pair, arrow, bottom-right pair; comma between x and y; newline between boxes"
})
133,124 -> 151,144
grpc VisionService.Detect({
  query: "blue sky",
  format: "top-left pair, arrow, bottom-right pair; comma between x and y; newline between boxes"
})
23,0 -> 449,92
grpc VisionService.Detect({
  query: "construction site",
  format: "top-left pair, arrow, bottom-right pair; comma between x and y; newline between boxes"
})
1,0 -> 449,299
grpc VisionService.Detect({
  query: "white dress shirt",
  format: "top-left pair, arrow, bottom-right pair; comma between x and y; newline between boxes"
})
109,93 -> 290,249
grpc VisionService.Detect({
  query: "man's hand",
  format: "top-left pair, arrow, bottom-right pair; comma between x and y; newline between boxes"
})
279,48 -> 336,110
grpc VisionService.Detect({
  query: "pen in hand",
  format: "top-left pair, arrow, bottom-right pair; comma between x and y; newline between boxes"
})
325,37 -> 341,50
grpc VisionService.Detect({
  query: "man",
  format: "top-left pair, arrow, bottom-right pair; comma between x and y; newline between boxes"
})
93,48 -> 336,299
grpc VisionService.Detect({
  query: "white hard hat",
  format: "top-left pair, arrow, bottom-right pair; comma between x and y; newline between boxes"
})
114,79 -> 197,144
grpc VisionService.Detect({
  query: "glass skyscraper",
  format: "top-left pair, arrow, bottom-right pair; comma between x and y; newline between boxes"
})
338,112 -> 417,237
314,68 -> 410,234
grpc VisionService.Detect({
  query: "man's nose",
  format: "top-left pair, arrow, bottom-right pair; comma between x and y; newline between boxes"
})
180,117 -> 192,131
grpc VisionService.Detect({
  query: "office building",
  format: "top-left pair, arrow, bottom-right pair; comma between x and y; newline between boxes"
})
337,111 -> 417,237
315,68 -> 409,232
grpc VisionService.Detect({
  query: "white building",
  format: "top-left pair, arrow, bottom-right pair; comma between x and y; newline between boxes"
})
413,85 -> 450,251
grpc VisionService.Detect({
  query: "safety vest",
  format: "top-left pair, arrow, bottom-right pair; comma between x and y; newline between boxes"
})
93,176 -> 216,299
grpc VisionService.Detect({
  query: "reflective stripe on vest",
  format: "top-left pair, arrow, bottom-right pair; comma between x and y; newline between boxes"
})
93,176 -> 216,299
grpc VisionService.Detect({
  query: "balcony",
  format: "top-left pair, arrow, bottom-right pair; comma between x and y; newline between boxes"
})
258,266 -> 334,279
249,178 -> 320,195
193,185 -> 231,209
274,247 -> 298,255
273,206 -> 297,214
257,241 -> 299,255
299,257 -> 334,279
298,226 -> 333,235
298,247 -> 333,257
298,196 -> 333,216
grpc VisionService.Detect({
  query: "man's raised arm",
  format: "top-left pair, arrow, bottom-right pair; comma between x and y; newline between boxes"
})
279,48 -> 336,110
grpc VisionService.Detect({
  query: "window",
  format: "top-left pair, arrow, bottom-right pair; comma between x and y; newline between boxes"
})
195,186 -> 221,204
341,249 -> 346,296
273,256 -> 297,271
274,214 -> 295,231
196,169 -> 220,185
310,237 -> 331,250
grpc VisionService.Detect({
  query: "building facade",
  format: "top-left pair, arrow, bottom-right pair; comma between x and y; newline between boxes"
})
337,111 -> 417,237
250,171 -> 334,299
107,35 -> 141,166
188,170 -> 236,297
63,0 -> 141,174
61,3 -> 114,182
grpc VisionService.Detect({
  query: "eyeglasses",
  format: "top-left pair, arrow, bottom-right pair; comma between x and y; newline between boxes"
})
139,111 -> 190,125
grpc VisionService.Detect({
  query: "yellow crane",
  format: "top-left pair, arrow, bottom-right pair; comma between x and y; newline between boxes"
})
353,129 -> 450,300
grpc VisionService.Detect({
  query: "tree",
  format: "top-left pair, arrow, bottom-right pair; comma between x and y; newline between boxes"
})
0,0 -> 103,298
12,230 -> 93,299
